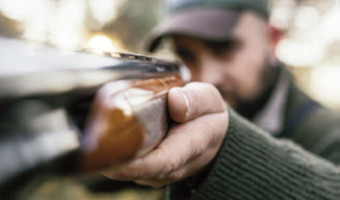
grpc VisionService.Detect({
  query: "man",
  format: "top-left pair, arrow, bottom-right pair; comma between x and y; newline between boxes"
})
100,0 -> 340,199
144,0 -> 340,163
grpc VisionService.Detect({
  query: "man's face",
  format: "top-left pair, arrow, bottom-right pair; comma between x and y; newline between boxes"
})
171,12 -> 276,108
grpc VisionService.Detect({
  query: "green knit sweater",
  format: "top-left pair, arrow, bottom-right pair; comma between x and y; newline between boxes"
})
170,110 -> 340,199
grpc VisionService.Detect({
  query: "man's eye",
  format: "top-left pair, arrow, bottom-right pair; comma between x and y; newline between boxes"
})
207,40 -> 241,59
176,49 -> 195,63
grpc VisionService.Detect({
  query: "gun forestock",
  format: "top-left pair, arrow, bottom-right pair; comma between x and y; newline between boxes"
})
81,74 -> 184,171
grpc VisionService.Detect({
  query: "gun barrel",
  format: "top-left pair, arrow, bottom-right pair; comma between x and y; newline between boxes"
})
0,37 -> 186,187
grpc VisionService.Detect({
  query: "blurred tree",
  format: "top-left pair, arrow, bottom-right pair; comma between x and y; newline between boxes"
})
96,0 -> 163,53
0,13 -> 20,38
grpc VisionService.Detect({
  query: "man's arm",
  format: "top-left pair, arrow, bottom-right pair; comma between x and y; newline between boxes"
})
101,82 -> 340,199
175,108 -> 340,200
101,82 -> 229,187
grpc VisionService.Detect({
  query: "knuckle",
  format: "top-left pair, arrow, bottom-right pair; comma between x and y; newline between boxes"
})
191,140 -> 206,157
156,147 -> 178,174
162,155 -> 179,175
169,169 -> 185,180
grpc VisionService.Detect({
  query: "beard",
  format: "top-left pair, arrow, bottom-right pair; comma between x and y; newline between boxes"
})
218,59 -> 280,120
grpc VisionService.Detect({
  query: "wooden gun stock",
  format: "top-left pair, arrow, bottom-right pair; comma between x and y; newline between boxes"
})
81,75 -> 184,171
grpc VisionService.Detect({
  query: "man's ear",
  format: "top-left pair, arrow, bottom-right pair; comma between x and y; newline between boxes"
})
268,25 -> 283,64
268,25 -> 283,54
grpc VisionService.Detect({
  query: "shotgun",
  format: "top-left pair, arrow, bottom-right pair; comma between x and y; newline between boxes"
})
0,37 -> 186,190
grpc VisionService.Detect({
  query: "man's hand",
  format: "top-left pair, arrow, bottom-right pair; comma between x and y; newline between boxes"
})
102,82 -> 229,188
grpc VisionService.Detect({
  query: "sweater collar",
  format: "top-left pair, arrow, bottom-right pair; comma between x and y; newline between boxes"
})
252,66 -> 290,136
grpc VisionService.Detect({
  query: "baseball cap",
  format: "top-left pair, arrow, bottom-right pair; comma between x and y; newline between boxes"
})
146,0 -> 269,52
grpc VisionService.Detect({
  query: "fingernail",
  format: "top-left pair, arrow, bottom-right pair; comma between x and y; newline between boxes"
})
176,88 -> 190,118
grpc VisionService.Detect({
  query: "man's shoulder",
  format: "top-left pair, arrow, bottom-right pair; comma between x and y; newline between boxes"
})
284,69 -> 321,119
282,68 -> 340,136
285,71 -> 338,119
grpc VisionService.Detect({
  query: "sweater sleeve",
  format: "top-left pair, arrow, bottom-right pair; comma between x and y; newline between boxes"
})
171,109 -> 340,200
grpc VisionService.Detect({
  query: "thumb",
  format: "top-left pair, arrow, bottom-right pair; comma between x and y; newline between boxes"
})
168,82 -> 226,122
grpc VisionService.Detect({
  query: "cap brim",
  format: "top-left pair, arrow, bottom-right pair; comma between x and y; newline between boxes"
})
147,7 -> 240,53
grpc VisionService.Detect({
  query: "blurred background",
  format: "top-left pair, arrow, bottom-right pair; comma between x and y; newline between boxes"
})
1,0 -> 340,108
0,0 -> 340,199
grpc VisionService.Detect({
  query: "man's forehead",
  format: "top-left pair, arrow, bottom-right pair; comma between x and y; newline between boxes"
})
231,11 -> 268,37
